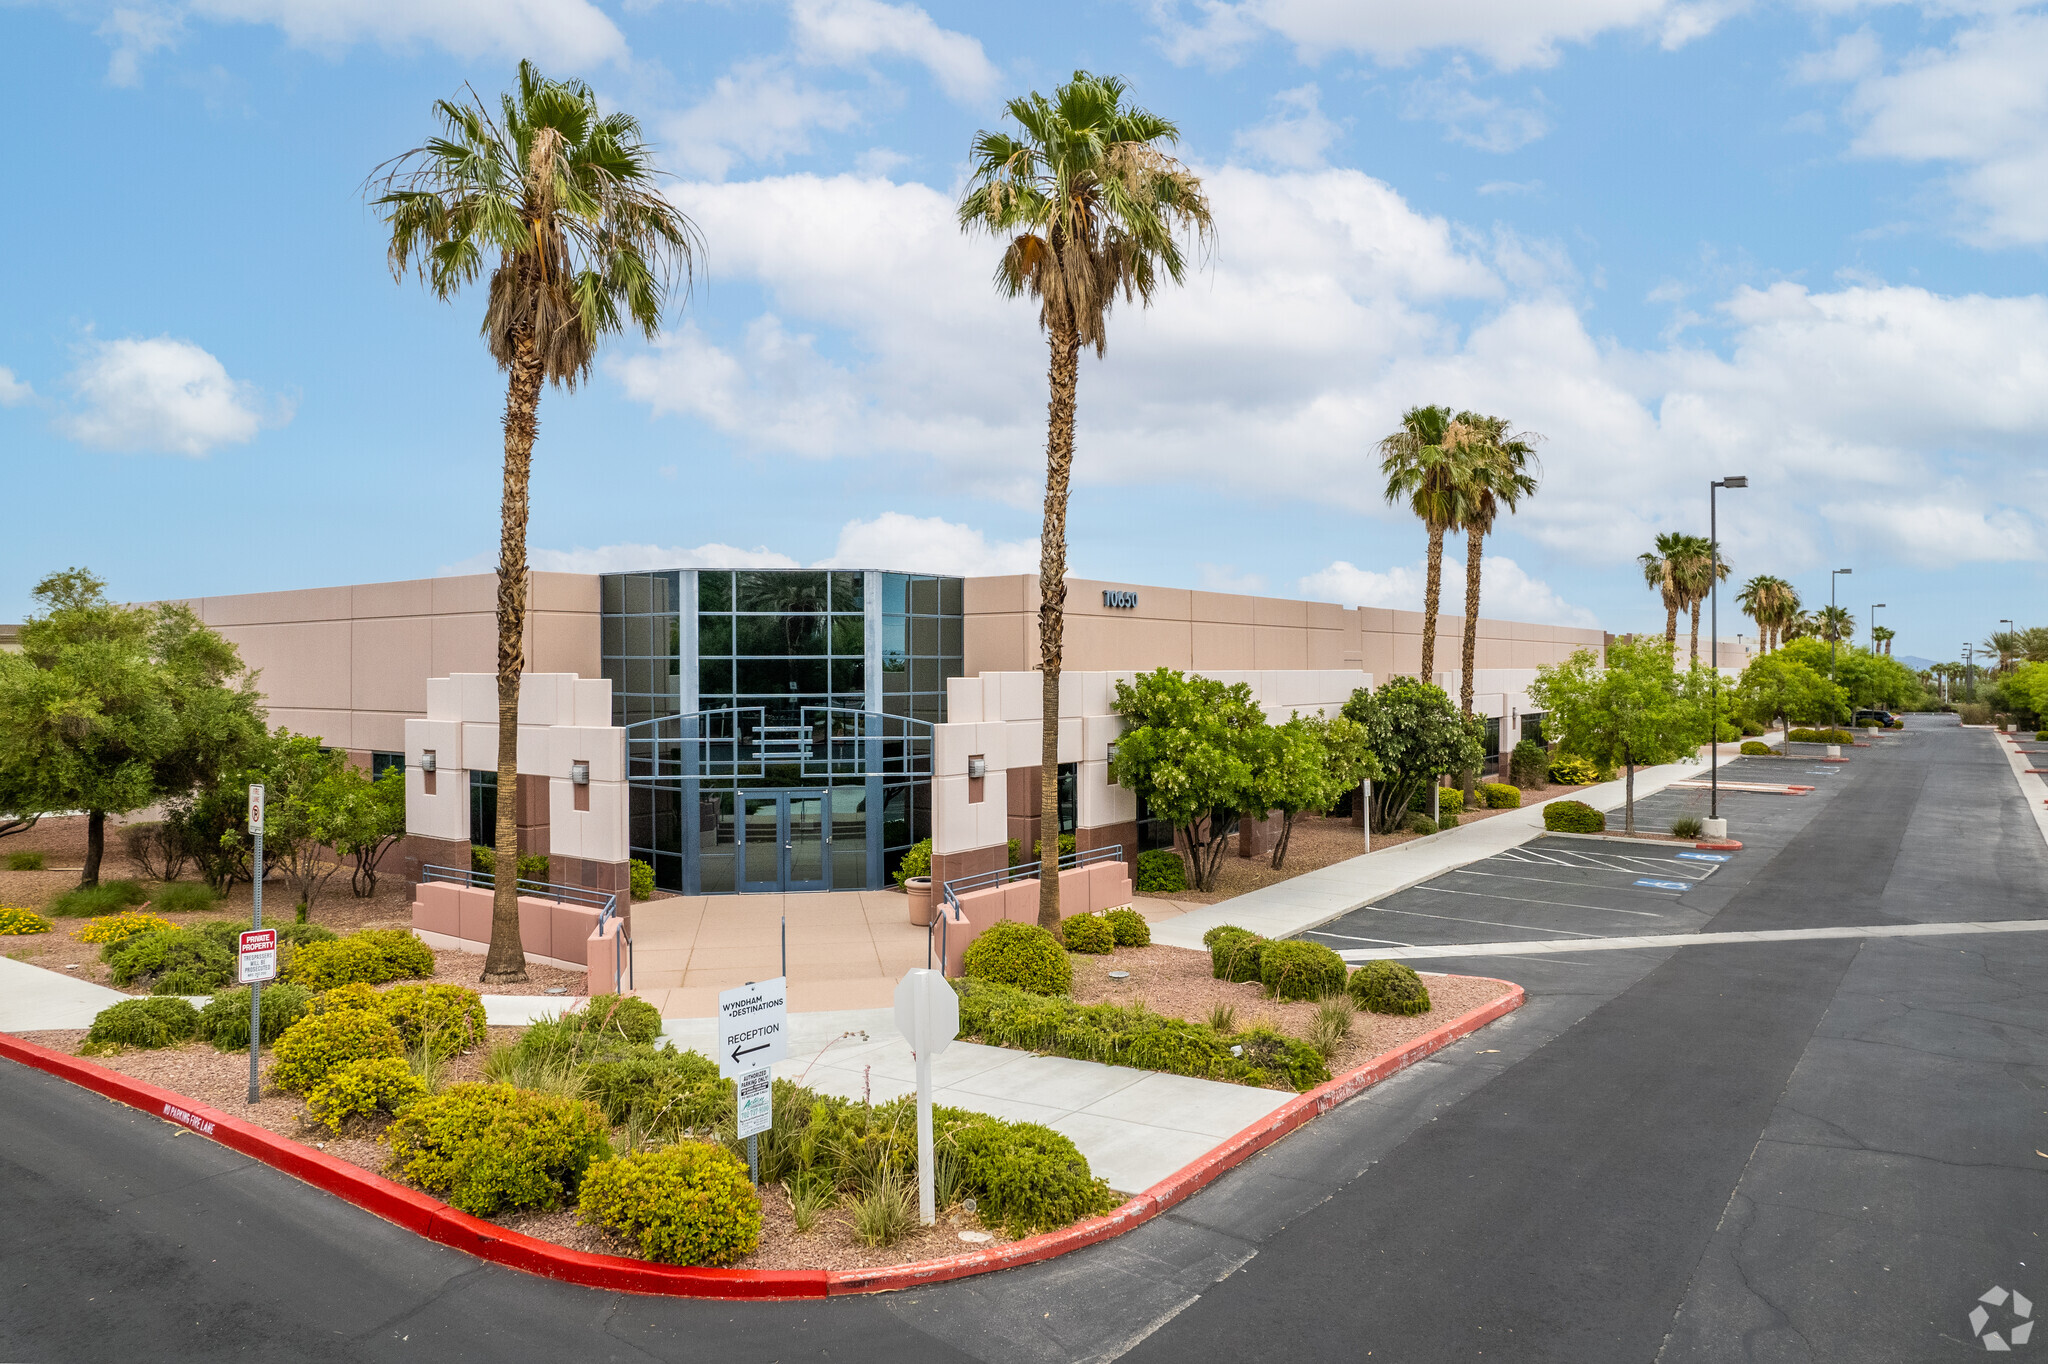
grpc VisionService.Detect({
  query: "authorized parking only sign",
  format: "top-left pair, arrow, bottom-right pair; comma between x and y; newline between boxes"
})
717,977 -> 788,1077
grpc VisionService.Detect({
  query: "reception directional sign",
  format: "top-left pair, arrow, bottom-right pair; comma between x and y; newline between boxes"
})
717,977 -> 788,1077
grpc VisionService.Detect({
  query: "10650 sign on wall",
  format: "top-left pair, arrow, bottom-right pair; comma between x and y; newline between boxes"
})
1102,590 -> 1138,609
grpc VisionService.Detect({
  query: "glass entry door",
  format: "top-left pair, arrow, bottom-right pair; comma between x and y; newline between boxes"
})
738,791 -> 829,892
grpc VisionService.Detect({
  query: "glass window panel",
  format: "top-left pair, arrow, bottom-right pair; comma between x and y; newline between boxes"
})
881,573 -> 906,616
699,659 -> 731,696
882,616 -> 907,668
832,658 -> 865,694
698,616 -> 732,655
911,694 -> 944,724
830,615 -> 864,655
908,577 -> 939,615
939,617 -> 961,656
650,571 -> 676,615
910,616 -> 939,655
883,667 -> 910,694
698,853 -> 735,894
622,659 -> 655,695
699,571 -> 732,612
737,657 -> 828,695
830,572 -> 862,612
665,617 -> 682,662
696,693 -> 733,717
735,614 -> 824,656
602,576 -> 624,614
882,785 -> 910,848
911,658 -> 939,692
601,616 -> 623,658
939,578 -> 962,614
655,853 -> 684,894
737,569 -> 827,613
622,574 -> 652,615
624,615 -> 653,658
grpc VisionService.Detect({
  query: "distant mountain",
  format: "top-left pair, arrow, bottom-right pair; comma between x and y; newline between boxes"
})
1895,655 -> 1938,671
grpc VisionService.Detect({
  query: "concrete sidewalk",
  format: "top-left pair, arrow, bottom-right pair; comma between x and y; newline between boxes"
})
661,1006 -> 1292,1194
0,956 -> 131,1032
1150,745 -> 1758,952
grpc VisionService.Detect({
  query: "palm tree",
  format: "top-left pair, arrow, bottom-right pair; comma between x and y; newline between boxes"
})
1782,609 -> 1818,643
958,71 -> 1212,928
1638,533 -> 1690,649
1665,534 -> 1726,668
1817,605 -> 1856,645
1379,405 -> 1468,682
1448,412 -> 1540,800
1744,575 -> 1800,652
371,62 -> 700,981
1870,625 -> 1896,656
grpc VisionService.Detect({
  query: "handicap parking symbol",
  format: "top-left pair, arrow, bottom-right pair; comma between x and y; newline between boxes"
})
1674,852 -> 1729,862
1633,878 -> 1690,891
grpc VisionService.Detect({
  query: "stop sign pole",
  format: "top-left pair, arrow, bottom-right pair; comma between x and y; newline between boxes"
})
247,784 -> 264,1105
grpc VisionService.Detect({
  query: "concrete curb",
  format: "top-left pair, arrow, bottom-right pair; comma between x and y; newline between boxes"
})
0,981 -> 1523,1299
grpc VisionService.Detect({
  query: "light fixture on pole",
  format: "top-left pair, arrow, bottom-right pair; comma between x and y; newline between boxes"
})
1708,476 -> 1747,840
1829,568 -> 1852,672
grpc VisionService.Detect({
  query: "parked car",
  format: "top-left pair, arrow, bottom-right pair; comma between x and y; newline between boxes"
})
1852,708 -> 1897,727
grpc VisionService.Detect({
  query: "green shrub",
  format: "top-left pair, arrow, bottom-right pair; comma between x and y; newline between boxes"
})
1671,816 -> 1705,839
149,882 -> 219,914
309,981 -> 382,1016
1409,784 -> 1462,815
629,858 -> 656,901
83,996 -> 200,1053
1029,833 -> 1078,861
0,907 -> 52,935
1509,737 -> 1550,787
306,1056 -> 428,1132
79,911 -> 174,946
577,1142 -> 762,1265
567,993 -> 666,1046
196,983 -> 312,1050
581,1047 -> 731,1135
1207,927 -> 1267,983
2037,730 -> 2048,742
953,979 -> 1329,1092
271,1009 -> 405,1093
1259,939 -> 1347,1001
1058,913 -> 1115,954
1348,960 -> 1432,1016
1543,800 -> 1606,834
1102,906 -> 1150,947
1133,849 -> 1187,894
285,930 -> 434,990
471,846 -> 551,881
384,1083 -> 610,1215
1740,721 -> 1763,737
48,881 -> 149,917
106,927 -> 235,992
6,851 -> 45,871
1436,810 -> 1458,829
1480,782 -> 1521,809
1547,754 -> 1602,786
962,920 -> 1072,995
1406,814 -> 1438,836
1006,837 -> 1023,868
377,984 -> 488,1059
1787,727 -> 1854,744
1740,740 -> 1773,755
892,838 -> 932,889
952,1120 -> 1117,1236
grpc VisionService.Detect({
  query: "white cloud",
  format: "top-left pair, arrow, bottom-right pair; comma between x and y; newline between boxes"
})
60,336 -> 283,456
1819,498 -> 2040,567
1792,27 -> 1882,85
439,542 -> 800,575
1830,12 -> 2048,245
1234,84 -> 1342,169
1477,179 -> 1543,196
814,513 -> 1039,575
1153,0 -> 1727,72
187,0 -> 626,65
0,367 -> 32,406
790,0 -> 998,103
661,61 -> 863,180
98,6 -> 182,86
1299,555 -> 1600,627
1402,63 -> 1551,152
1197,563 -> 1271,594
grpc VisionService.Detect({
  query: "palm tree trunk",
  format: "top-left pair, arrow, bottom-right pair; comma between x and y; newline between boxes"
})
1420,525 -> 1445,681
1689,600 -> 1701,668
483,333 -> 543,984
1036,324 -> 1081,929
1460,527 -> 1483,804
1665,604 -> 1679,650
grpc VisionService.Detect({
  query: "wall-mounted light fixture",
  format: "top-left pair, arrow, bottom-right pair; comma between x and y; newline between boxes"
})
570,761 -> 590,786
967,756 -> 987,781
1106,742 -> 1118,764
418,752 -> 437,773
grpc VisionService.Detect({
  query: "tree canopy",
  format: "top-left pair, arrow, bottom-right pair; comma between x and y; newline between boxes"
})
1732,653 -> 1842,731
1341,677 -> 1483,834
1255,713 -> 1381,869
1529,638 -> 1707,833
1110,669 -> 1267,891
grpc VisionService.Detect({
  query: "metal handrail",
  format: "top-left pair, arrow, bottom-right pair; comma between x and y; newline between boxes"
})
421,863 -> 630,990
926,844 -> 1127,971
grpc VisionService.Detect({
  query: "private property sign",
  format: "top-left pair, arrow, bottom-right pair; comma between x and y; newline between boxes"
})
237,929 -> 277,985
717,977 -> 788,1077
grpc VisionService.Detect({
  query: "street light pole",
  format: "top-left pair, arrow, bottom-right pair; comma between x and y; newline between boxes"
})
1709,476 -> 1747,834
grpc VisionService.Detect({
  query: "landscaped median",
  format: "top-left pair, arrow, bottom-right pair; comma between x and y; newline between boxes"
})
0,969 -> 1522,1298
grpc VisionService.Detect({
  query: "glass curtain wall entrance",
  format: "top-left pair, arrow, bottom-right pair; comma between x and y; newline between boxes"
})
605,569 -> 962,894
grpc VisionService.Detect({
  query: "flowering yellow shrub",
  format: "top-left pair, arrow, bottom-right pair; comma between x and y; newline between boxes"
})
77,911 -> 174,945
0,907 -> 53,935
306,1056 -> 427,1133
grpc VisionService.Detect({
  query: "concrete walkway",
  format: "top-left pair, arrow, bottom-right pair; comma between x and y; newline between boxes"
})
1149,745 -> 1757,952
0,956 -> 131,1032
660,1006 -> 1291,1194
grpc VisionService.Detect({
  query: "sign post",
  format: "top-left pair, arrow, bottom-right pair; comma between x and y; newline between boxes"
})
893,968 -> 960,1225
246,783 -> 265,1105
1362,778 -> 1372,854
717,977 -> 788,1186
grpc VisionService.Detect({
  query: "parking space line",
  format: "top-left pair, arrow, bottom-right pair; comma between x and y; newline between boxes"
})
1302,928 -> 1418,947
1414,885 -> 1674,916
1357,905 -> 1609,938
1451,869 -> 1708,895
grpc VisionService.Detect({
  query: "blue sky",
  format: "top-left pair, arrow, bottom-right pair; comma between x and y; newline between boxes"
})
4,0 -> 2045,664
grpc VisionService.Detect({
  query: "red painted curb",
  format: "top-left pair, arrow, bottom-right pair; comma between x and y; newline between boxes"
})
1694,840 -> 1744,851
1,980 -> 1525,1300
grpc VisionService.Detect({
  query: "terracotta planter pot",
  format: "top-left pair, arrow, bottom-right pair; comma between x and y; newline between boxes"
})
905,876 -> 933,926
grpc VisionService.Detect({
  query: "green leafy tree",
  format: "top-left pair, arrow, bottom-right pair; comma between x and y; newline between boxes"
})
1732,654 -> 1842,732
0,569 -> 266,886
372,62 -> 700,981
1255,714 -> 1382,870
2002,661 -> 2048,724
249,734 -> 359,921
337,764 -> 408,898
1529,639 -> 1707,833
1378,404 -> 1466,682
1110,669 -> 1267,891
1340,677 -> 1483,835
959,71 -> 1213,927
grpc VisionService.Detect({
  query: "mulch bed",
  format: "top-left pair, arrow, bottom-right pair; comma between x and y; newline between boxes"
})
1066,946 -> 1514,1080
